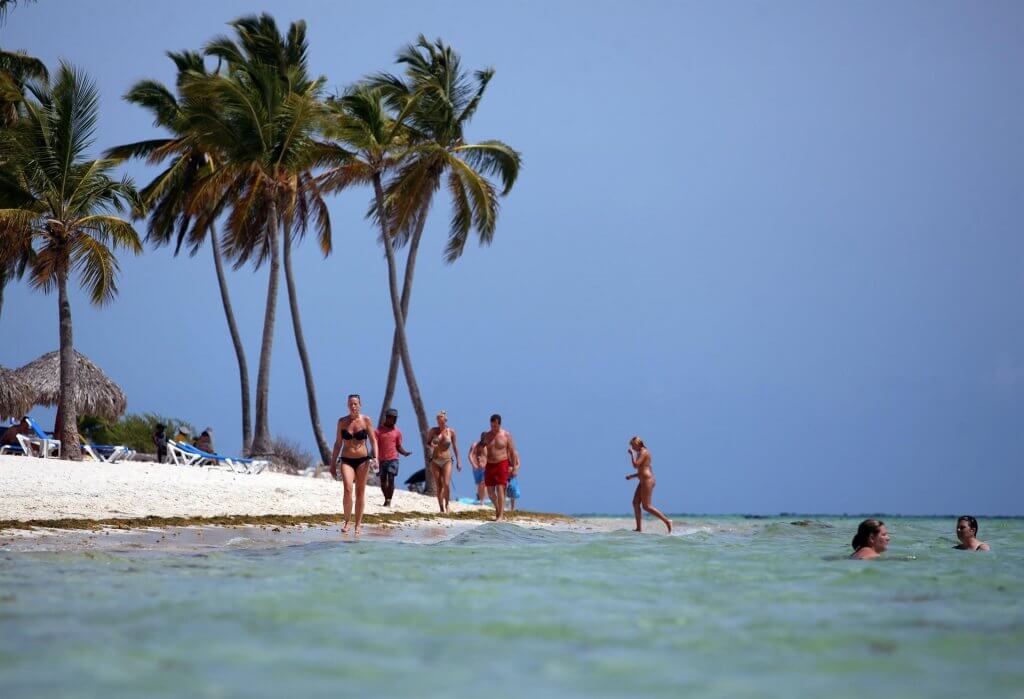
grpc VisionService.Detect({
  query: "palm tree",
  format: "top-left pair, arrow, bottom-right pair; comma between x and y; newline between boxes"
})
369,37 -> 521,477
0,46 -> 45,323
320,85 -> 429,461
184,14 -> 334,460
0,62 -> 142,459
107,50 -> 254,452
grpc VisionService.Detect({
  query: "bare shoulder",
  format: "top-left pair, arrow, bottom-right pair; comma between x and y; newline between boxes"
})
978,542 -> 991,551
362,414 -> 375,430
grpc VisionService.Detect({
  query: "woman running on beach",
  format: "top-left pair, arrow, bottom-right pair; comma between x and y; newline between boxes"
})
425,411 -> 460,513
850,518 -> 889,559
627,437 -> 672,533
329,394 -> 380,534
954,515 -> 990,551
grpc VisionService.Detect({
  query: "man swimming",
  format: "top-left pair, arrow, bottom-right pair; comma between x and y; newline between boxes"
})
477,414 -> 518,522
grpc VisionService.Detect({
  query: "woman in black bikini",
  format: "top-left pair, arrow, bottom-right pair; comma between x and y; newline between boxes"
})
329,394 -> 380,534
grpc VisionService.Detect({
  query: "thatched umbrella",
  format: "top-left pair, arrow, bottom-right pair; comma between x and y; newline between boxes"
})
15,350 -> 127,421
0,366 -> 34,420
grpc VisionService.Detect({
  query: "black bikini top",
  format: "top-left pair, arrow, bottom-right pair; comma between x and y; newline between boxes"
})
342,428 -> 368,441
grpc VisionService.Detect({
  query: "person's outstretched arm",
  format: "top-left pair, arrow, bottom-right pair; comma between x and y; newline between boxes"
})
397,430 -> 412,457
450,428 -> 461,471
329,420 -> 344,479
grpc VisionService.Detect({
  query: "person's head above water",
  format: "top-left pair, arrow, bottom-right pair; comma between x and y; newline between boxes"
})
955,515 -> 989,550
957,515 -> 978,539
851,519 -> 889,554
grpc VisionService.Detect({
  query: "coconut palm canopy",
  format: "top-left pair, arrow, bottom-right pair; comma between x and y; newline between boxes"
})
0,365 -> 34,419
15,350 -> 127,420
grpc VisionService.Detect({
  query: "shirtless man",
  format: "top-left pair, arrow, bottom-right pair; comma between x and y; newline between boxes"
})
476,414 -> 518,522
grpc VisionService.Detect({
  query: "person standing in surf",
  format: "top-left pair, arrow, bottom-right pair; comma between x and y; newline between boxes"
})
626,436 -> 672,533
375,408 -> 412,507
425,410 -> 461,514
329,394 -> 380,534
478,414 -> 519,522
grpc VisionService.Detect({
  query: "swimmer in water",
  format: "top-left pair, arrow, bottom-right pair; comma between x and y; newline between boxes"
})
953,515 -> 990,551
850,518 -> 889,559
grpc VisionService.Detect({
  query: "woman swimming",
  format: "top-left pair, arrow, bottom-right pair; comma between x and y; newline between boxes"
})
626,436 -> 672,533
850,519 -> 889,559
425,410 -> 460,513
954,515 -> 990,551
329,394 -> 380,534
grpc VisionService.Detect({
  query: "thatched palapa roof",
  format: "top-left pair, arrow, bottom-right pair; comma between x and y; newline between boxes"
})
0,366 -> 34,419
15,350 -> 127,421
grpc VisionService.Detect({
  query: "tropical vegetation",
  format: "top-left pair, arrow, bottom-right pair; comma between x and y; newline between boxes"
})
0,11 -> 521,467
0,62 -> 142,459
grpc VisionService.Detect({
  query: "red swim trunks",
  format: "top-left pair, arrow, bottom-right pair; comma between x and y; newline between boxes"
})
484,460 -> 510,487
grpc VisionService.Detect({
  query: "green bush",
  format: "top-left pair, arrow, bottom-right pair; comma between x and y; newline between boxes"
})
79,413 -> 196,454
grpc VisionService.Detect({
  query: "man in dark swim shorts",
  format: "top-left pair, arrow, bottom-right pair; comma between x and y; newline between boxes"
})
477,414 -> 519,522
374,408 -> 412,506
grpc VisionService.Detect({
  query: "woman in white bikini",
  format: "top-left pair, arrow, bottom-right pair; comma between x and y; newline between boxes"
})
425,410 -> 460,513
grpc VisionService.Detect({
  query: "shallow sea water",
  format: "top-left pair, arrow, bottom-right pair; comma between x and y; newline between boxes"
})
1,516 -> 1022,698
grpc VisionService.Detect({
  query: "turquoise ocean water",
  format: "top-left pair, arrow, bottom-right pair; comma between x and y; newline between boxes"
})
1,516 -> 1023,698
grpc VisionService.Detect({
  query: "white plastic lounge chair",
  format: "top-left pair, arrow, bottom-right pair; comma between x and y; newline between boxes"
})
0,440 -> 27,455
167,440 -> 204,466
174,441 -> 268,474
82,443 -> 129,463
23,417 -> 60,458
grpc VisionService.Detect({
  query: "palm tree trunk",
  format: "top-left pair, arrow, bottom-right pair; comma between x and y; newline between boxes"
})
0,270 -> 6,328
373,175 -> 432,480
283,222 -> 331,464
56,266 -> 81,460
250,202 -> 281,458
210,230 -> 252,454
377,212 -> 428,425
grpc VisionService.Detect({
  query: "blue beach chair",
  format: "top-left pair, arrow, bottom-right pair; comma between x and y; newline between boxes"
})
168,440 -> 267,474
23,417 -> 61,458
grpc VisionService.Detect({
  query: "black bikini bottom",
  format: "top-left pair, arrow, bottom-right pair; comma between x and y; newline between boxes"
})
341,456 -> 369,469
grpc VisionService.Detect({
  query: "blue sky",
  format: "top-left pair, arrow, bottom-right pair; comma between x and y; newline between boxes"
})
3,1 -> 1022,515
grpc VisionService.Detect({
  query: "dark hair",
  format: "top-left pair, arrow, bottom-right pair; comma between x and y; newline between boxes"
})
958,515 -> 978,535
490,414 -> 501,425
348,394 -> 361,400
851,519 -> 885,550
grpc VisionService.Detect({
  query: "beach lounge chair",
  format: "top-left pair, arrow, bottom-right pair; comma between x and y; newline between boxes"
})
21,417 -> 61,458
169,440 -> 267,474
82,442 -> 130,463
0,440 -> 26,456
166,440 -> 204,466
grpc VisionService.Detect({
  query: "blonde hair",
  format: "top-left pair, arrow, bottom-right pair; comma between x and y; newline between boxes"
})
436,410 -> 447,420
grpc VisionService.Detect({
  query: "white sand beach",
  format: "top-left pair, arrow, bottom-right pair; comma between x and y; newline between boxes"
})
0,453 -> 487,523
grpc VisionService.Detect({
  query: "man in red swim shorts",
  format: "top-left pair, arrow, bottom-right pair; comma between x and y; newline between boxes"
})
476,414 -> 519,522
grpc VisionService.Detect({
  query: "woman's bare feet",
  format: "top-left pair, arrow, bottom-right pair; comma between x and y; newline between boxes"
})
341,522 -> 350,534
666,520 -> 673,534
